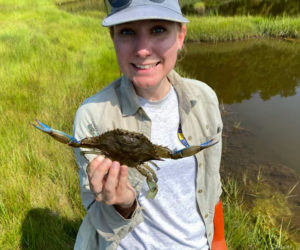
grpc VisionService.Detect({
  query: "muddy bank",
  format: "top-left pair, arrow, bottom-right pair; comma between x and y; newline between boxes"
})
220,106 -> 300,240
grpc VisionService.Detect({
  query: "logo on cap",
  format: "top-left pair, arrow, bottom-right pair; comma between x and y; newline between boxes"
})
150,0 -> 165,2
109,0 -> 131,8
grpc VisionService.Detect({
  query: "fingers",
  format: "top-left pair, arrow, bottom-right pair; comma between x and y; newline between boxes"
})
103,161 -> 121,203
87,156 -> 136,206
88,156 -> 112,198
88,156 -> 111,179
118,165 -> 129,191
116,165 -> 137,208
102,162 -> 136,207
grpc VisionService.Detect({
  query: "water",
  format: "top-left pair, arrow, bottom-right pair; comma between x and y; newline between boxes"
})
179,39 -> 300,173
231,90 -> 300,169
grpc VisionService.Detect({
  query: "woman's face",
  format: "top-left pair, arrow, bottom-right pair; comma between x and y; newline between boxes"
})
111,20 -> 186,99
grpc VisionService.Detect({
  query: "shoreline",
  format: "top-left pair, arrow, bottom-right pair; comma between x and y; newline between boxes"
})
221,107 -> 300,246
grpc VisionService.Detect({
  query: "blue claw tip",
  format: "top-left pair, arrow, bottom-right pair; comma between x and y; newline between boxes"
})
33,119 -> 81,145
200,139 -> 215,147
33,120 -> 52,133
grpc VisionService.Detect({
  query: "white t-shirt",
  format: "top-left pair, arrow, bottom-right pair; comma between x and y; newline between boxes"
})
118,86 -> 208,250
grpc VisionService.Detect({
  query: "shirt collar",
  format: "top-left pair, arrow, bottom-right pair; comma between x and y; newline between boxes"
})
119,70 -> 198,117
120,74 -> 141,116
168,70 -> 198,115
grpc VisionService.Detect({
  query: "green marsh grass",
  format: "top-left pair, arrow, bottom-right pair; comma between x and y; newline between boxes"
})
222,178 -> 298,249
186,15 -> 300,42
0,0 -> 119,248
1,0 -> 299,249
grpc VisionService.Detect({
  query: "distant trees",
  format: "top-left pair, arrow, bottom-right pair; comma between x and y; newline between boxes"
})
180,0 -> 300,16
179,41 -> 300,104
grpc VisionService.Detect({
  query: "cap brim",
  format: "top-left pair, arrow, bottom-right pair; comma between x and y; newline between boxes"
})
102,5 -> 189,27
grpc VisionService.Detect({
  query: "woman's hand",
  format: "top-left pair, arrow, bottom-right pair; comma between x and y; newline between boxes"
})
87,156 -> 137,213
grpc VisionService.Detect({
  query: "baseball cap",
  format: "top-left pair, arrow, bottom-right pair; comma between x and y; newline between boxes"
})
102,0 -> 189,27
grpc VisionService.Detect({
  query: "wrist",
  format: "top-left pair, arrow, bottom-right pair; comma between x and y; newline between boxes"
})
114,199 -> 137,219
117,199 -> 135,209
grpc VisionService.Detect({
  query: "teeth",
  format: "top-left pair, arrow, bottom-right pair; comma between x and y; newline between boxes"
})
134,63 -> 157,69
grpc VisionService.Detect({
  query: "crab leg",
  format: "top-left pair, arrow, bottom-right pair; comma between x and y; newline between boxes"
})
149,161 -> 160,170
170,139 -> 219,159
33,120 -> 81,146
136,164 -> 158,199
142,164 -> 158,183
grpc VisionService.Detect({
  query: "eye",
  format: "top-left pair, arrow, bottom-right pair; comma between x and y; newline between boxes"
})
152,26 -> 166,34
119,28 -> 134,35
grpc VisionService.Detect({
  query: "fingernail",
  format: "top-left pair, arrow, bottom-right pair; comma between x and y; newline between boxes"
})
96,155 -> 105,162
112,161 -> 120,169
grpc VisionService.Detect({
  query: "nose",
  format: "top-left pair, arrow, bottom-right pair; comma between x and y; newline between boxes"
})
134,34 -> 152,58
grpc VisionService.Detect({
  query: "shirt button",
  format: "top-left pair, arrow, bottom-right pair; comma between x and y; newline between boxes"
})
198,189 -> 203,193
198,162 -> 202,168
206,124 -> 209,130
208,232 -> 212,237
205,214 -> 209,218
188,136 -> 192,141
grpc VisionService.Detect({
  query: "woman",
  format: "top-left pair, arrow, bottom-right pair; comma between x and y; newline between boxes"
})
73,0 -> 224,249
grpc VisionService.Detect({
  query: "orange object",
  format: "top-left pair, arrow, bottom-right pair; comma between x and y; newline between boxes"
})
211,201 -> 227,250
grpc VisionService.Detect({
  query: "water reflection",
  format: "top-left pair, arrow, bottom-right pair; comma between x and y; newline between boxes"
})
179,40 -> 300,172
180,40 -> 300,104
231,88 -> 300,171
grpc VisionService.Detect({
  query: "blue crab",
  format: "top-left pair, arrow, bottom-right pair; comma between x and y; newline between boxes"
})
33,120 -> 218,199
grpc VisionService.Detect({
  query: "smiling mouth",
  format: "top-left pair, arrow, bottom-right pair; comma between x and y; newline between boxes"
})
132,62 -> 160,70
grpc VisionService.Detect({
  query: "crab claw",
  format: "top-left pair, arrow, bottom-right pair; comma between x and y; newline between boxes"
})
171,139 -> 219,159
32,120 -> 81,146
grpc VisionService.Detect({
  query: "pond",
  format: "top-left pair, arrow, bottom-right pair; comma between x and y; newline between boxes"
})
179,39 -> 300,174
179,39 -> 300,228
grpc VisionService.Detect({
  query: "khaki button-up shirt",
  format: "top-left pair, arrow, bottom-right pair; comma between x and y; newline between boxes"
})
73,70 -> 223,250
